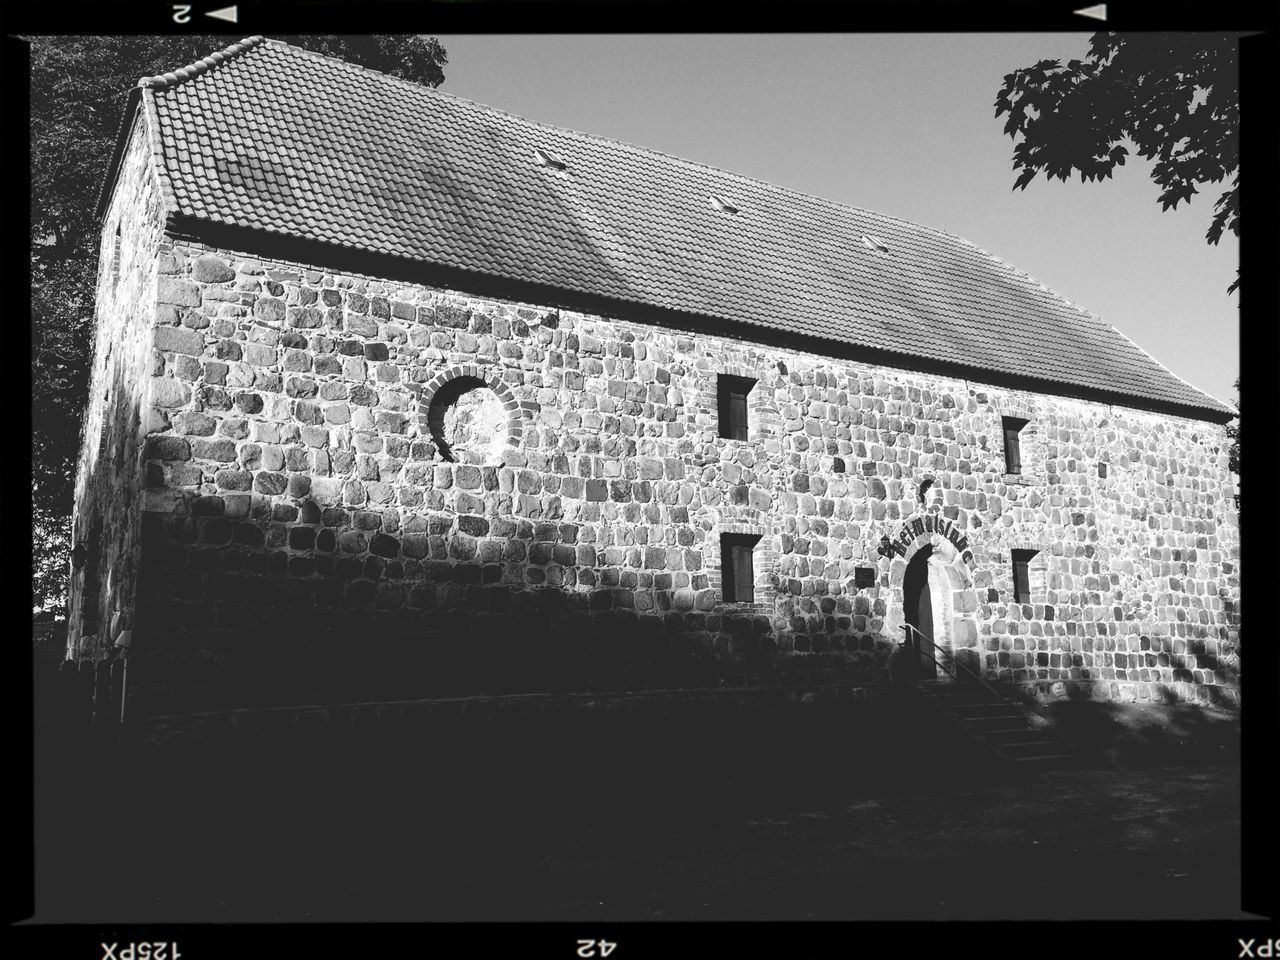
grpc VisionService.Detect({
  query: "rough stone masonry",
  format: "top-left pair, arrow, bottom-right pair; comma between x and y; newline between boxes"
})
70,235 -> 1242,720
65,48 -> 1240,728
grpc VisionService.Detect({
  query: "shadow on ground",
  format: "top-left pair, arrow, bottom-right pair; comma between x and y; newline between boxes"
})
1030,698 -> 1240,769
32,689 -> 1243,922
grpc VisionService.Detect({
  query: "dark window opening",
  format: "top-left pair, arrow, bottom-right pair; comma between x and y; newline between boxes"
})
1012,549 -> 1038,603
721,533 -> 762,604
717,374 -> 756,441
1002,416 -> 1028,475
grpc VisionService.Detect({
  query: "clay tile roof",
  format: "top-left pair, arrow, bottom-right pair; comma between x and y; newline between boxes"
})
139,37 -> 1233,419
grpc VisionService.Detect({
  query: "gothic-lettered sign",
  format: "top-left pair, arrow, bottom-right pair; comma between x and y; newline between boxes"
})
877,514 -> 974,565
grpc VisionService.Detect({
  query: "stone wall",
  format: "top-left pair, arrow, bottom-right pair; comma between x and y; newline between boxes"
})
66,111 -> 165,687
115,228 -> 1240,721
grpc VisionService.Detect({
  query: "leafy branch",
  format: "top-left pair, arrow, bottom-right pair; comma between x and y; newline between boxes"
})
995,32 -> 1239,291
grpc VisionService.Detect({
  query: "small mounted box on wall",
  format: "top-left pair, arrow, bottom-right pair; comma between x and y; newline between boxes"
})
853,567 -> 877,589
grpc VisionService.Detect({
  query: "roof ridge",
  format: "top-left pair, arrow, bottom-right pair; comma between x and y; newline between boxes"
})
256,36 -> 973,246
139,35 -> 266,90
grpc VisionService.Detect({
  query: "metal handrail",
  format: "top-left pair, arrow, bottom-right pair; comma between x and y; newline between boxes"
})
900,623 -> 1009,703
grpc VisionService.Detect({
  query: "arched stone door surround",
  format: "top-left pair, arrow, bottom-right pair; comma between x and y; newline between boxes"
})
885,532 -> 981,681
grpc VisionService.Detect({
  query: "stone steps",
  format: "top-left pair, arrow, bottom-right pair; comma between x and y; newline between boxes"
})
915,680 -> 1077,771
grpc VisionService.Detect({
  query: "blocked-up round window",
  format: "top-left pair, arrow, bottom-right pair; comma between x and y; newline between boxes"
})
428,376 -> 508,465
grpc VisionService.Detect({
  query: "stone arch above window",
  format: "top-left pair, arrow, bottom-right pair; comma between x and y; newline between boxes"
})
419,364 -> 523,466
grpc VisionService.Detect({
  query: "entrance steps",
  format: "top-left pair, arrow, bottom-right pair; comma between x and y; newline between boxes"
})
913,680 -> 1077,772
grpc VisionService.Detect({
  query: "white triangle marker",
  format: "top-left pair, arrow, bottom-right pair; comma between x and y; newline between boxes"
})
1074,3 -> 1106,21
206,5 -> 238,23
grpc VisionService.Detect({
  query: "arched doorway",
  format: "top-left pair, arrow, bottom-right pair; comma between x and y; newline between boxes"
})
886,525 -> 982,684
902,545 -> 938,680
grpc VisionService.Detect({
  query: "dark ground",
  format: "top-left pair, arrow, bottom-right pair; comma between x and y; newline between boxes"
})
30,691 -> 1246,923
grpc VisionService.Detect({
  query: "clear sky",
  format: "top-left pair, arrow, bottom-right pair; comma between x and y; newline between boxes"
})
431,33 -> 1240,408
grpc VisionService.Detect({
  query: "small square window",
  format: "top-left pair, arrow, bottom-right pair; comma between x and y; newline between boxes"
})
1002,416 -> 1028,475
720,533 -> 761,603
717,374 -> 756,441
1012,549 -> 1038,603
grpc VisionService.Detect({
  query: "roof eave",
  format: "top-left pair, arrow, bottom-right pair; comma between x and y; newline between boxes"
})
93,86 -> 143,225
96,34 -> 267,225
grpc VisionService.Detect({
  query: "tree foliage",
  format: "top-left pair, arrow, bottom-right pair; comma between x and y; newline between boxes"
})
995,33 -> 1241,507
29,35 -> 447,614
994,32 -> 1239,289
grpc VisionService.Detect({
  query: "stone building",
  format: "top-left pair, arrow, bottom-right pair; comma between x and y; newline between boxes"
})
69,37 -> 1240,730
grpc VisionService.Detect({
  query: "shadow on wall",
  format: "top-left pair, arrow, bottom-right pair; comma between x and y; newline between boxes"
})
130,495 -> 891,717
67,344 -> 147,683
